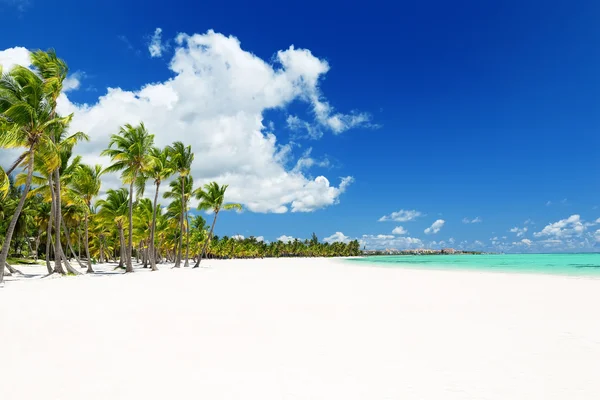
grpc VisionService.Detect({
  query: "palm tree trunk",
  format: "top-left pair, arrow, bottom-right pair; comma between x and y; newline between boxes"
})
52,169 -> 65,274
77,224 -> 82,260
61,222 -> 83,274
84,211 -> 94,273
118,226 -> 125,269
174,178 -> 185,268
126,181 -> 134,273
193,211 -> 218,268
45,216 -> 54,274
184,206 -> 190,267
0,147 -> 35,284
149,182 -> 160,271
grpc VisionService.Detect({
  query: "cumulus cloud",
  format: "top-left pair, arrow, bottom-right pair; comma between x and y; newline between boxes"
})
277,235 -> 295,243
424,219 -> 445,235
521,238 -> 532,246
1,31 -> 369,213
509,226 -> 528,237
323,231 -> 352,243
359,234 -> 424,250
391,226 -> 408,235
0,46 -> 30,70
63,71 -> 85,92
534,215 -> 586,238
148,27 -> 166,58
595,230 -> 600,242
378,209 -> 423,222
231,234 -> 244,240
462,217 -> 482,224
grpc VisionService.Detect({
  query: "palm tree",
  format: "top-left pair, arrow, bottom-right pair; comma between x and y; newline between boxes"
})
141,147 -> 173,270
101,123 -> 154,272
95,189 -> 129,269
166,141 -> 194,267
0,167 -> 8,199
163,175 -> 193,267
192,182 -> 242,268
0,64 -> 67,284
69,164 -> 102,273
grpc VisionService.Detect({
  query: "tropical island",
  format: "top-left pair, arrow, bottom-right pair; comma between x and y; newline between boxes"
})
0,50 -> 361,284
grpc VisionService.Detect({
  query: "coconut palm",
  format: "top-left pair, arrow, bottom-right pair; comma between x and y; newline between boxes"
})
22,143 -> 87,275
101,123 -> 154,272
166,141 -> 194,267
192,182 -> 242,268
163,175 -> 193,267
140,147 -> 173,270
0,167 -> 8,199
69,164 -> 103,273
95,188 -> 129,269
0,64 -> 69,283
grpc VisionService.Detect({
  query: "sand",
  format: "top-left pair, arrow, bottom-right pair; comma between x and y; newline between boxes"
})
1,257 -> 600,399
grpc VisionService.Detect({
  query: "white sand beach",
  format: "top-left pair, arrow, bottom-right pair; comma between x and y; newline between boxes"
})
2,258 -> 600,399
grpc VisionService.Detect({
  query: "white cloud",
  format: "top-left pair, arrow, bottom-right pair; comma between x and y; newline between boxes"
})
521,238 -> 532,246
391,226 -> 408,235
148,27 -> 166,58
286,115 -> 323,139
524,219 -> 534,225
359,234 -> 424,250
277,235 -> 295,243
448,237 -> 455,245
594,230 -> 600,242
509,226 -> 528,237
292,148 -> 330,173
1,31 -> 369,213
379,209 -> 423,222
0,46 -> 30,71
424,219 -> 445,235
534,215 -> 586,238
63,71 -> 85,92
231,234 -> 244,240
462,216 -> 482,224
323,231 -> 351,243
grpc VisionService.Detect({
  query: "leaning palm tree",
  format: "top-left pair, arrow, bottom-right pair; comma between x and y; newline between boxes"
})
166,141 -> 194,267
140,147 -> 173,270
101,123 -> 154,272
0,65 -> 66,284
192,182 -> 242,268
69,164 -> 103,273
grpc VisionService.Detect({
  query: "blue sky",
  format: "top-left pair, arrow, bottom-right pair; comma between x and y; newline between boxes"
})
1,0 -> 599,252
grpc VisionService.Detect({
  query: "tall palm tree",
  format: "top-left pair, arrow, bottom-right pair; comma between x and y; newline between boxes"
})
30,49 -> 74,276
101,123 -> 154,272
192,182 -> 242,268
166,141 -> 194,267
164,175 -> 193,267
69,164 -> 103,273
0,65 -> 66,284
95,188 -> 129,269
140,147 -> 173,271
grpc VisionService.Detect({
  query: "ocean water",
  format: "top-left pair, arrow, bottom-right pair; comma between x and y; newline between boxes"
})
345,253 -> 600,277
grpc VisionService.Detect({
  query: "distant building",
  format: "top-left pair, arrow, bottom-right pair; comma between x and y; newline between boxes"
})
441,248 -> 456,254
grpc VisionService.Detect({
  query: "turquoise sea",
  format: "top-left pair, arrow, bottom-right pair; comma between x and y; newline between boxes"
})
345,253 -> 600,277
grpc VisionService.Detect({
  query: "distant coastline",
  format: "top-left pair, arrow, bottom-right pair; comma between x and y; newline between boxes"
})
362,248 -> 485,256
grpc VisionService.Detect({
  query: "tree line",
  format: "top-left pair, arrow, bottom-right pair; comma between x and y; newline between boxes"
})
0,50 -> 360,284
